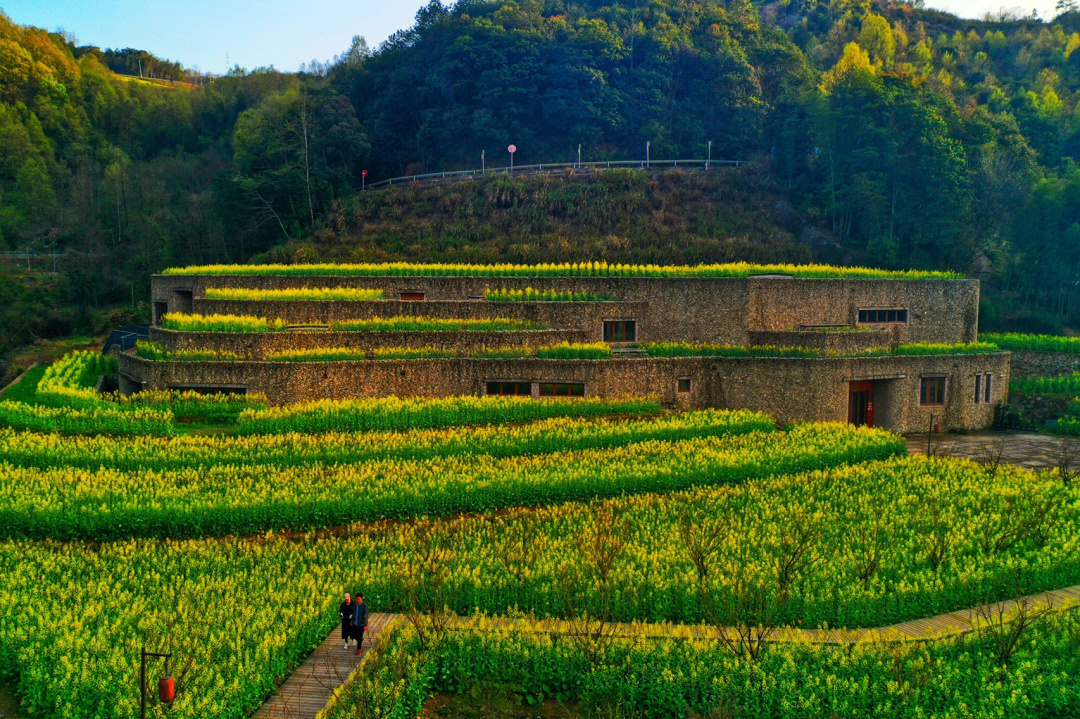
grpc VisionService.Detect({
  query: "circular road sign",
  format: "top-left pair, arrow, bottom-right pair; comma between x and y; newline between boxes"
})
508,144 -> 517,154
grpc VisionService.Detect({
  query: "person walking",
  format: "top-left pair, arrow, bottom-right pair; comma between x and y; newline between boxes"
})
339,592 -> 355,650
352,592 -> 369,656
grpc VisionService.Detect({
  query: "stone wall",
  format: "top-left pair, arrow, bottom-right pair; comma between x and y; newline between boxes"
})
119,350 -> 1010,433
152,274 -> 980,346
190,298 -> 649,341
148,327 -> 586,359
1008,351 -> 1080,379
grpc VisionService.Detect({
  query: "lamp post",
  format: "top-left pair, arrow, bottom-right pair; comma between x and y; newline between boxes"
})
140,648 -> 175,719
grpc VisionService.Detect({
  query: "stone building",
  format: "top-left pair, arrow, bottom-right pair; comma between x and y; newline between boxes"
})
119,266 -> 1011,432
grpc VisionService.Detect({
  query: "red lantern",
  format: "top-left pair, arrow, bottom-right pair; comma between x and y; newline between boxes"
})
159,676 -> 175,704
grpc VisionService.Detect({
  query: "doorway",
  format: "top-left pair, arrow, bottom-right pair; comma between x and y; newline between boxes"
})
849,381 -> 874,427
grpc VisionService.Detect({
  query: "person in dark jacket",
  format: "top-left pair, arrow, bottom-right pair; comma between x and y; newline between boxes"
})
352,592 -> 369,655
339,592 -> 355,650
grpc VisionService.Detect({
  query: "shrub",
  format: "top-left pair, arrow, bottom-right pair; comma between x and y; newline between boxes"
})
641,343 -> 817,358
484,287 -> 613,302
330,316 -> 541,332
161,312 -> 288,333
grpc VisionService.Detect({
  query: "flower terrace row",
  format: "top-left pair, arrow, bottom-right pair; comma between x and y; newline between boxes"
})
0,455 -> 1075,719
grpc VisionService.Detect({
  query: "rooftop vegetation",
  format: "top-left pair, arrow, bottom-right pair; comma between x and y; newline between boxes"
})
981,333 -> 1080,355
159,312 -> 543,333
484,288 -> 614,302
204,287 -> 385,301
162,261 -> 962,280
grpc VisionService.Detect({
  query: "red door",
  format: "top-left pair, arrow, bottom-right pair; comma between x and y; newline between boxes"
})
849,381 -> 874,427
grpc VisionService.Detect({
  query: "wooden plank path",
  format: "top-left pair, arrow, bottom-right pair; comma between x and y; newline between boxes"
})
252,613 -> 396,719
446,583 -> 1080,645
250,584 -> 1080,719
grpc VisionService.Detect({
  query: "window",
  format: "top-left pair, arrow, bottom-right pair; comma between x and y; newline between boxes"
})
984,373 -> 992,403
152,301 -> 168,326
539,382 -> 585,398
400,292 -> 426,301
603,320 -> 636,342
486,381 -> 531,397
974,374 -> 982,404
858,308 -> 908,324
920,376 -> 946,406
677,378 -> 691,393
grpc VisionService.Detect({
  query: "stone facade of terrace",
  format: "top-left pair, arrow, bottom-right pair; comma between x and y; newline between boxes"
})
118,351 -> 1011,433
123,270 -> 1007,432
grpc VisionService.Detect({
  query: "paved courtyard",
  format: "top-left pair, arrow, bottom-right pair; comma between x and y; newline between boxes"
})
906,430 -> 1080,471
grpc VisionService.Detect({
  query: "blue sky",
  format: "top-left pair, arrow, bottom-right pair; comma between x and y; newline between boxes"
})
0,0 -> 1063,75
0,1 -> 430,74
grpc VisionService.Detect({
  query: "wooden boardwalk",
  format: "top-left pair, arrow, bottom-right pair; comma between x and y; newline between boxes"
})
249,584 -> 1080,719
252,613 -> 396,719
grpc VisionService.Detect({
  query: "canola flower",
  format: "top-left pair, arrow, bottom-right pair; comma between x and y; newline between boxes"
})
325,612 -> 1080,719
982,332 -> 1080,355
0,455 -> 1075,719
162,261 -> 961,280
329,316 -> 541,332
535,342 -> 611,359
161,312 -> 289,332
204,286 -> 385,301
0,423 -> 898,540
236,395 -> 663,435
0,410 -> 772,472
484,287 -> 613,302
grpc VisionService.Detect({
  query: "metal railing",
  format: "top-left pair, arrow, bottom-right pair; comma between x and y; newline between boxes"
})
365,158 -> 747,190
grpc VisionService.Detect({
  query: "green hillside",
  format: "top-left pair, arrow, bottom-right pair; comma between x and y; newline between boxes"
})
4,0 -> 1080,375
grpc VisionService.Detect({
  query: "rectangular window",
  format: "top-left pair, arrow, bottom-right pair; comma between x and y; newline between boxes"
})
486,381 -> 531,397
985,373 -> 992,403
974,374 -> 982,404
677,378 -> 691,393
400,292 -> 426,301
858,308 -> 908,324
603,320 -> 636,342
152,301 -> 168,326
920,376 -> 946,406
538,382 -> 585,398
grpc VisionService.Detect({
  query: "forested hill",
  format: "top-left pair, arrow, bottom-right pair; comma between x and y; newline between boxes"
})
3,1 -> 1080,366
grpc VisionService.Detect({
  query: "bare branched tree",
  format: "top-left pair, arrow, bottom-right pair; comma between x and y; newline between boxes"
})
845,507 -> 891,590
775,500 -> 822,599
975,594 -> 1055,667
1055,440 -> 1080,487
973,438 -> 1007,479
916,498 -> 953,572
558,505 -> 629,667
678,501 -> 730,585
489,512 -> 541,590
396,521 -> 456,650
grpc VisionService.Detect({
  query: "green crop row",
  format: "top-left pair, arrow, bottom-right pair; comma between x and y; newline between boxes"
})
534,341 -> 611,359
856,342 -> 1001,357
641,342 -> 819,358
0,410 -> 771,472
0,400 -> 175,436
204,286 -> 385,301
484,287 -> 613,301
1011,374 -> 1080,395
160,312 -> 543,332
981,333 -> 1080,354
135,341 -> 246,362
0,455 -> 1074,719
162,261 -> 961,280
326,612 -> 1080,719
0,423 -> 897,540
235,395 -> 661,435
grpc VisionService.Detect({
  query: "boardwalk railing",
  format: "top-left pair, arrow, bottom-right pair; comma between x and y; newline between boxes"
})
365,158 -> 747,190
